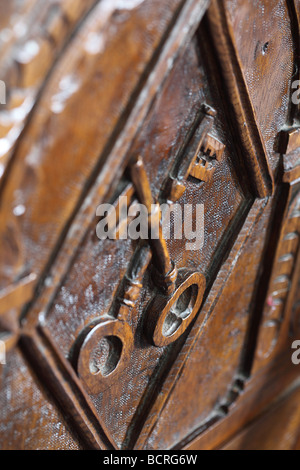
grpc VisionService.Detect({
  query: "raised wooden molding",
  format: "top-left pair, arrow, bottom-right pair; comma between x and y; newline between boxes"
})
0,273 -> 36,317
207,0 -> 274,198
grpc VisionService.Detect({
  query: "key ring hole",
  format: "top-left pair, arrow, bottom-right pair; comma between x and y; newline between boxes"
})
89,335 -> 123,377
162,285 -> 197,337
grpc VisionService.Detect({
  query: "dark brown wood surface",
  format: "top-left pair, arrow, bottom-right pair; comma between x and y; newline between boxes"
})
0,0 -> 299,450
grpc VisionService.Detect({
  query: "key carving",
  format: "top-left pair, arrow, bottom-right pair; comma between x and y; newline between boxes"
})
189,133 -> 225,183
145,270 -> 206,347
130,156 -> 178,295
76,106 -> 215,391
162,104 -> 225,203
76,245 -> 152,394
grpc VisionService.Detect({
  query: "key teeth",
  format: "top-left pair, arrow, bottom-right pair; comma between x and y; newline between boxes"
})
162,176 -> 187,204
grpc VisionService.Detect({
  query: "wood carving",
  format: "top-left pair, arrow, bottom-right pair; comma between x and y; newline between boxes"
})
145,270 -> 206,347
0,0 -> 300,452
75,130 -> 209,393
75,244 -> 152,394
162,104 -> 221,202
256,190 -> 300,359
276,0 -> 300,181
130,156 -> 178,295
189,133 -> 225,183
207,0 -> 275,199
77,320 -> 134,395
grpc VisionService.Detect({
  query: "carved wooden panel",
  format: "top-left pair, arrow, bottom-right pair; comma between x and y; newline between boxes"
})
0,0 -> 299,451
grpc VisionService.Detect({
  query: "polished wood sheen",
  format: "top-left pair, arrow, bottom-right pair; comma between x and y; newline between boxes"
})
0,0 -> 299,450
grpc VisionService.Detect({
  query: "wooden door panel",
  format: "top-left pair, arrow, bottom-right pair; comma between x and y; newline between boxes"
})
22,28 -> 251,450
0,0 -> 299,451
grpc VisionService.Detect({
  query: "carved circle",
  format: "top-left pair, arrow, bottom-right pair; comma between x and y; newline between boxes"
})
77,320 -> 133,394
145,271 -> 206,347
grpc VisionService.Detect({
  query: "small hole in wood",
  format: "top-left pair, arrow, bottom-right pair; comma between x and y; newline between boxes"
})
262,42 -> 269,55
162,285 -> 198,338
89,336 -> 123,377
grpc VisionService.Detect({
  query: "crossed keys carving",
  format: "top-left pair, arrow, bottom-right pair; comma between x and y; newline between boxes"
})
76,105 -> 225,393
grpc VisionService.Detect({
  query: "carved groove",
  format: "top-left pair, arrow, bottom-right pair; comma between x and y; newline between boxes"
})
257,192 -> 300,359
